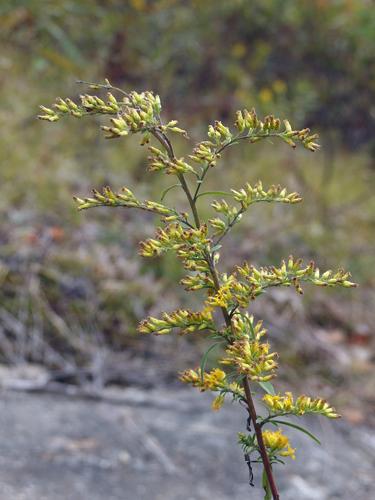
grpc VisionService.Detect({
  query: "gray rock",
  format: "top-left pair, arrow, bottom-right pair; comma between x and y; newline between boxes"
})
0,388 -> 374,500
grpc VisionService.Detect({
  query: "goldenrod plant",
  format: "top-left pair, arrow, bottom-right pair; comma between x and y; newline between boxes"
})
39,80 -> 356,499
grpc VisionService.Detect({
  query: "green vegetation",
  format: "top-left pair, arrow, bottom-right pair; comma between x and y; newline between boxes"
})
39,81 -> 358,498
2,0 -> 375,148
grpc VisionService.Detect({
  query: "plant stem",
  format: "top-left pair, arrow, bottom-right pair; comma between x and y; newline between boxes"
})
244,378 -> 280,500
151,129 -> 201,227
198,250 -> 280,498
193,164 -> 210,201
155,128 -> 280,500
178,173 -> 201,227
207,256 -> 280,500
262,468 -> 272,500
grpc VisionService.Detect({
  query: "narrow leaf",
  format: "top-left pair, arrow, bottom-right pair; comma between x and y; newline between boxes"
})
271,419 -> 321,445
161,183 -> 181,201
211,244 -> 222,253
258,381 -> 276,395
200,342 -> 224,382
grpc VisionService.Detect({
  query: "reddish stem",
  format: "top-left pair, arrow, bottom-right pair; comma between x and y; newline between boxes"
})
243,377 -> 280,500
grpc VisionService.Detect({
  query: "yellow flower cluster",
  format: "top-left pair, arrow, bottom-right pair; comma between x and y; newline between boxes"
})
74,186 -> 175,216
190,141 -> 220,167
234,108 -> 264,132
208,182 -> 302,237
208,217 -> 227,235
148,146 -> 196,175
38,93 -> 120,122
180,272 -> 215,292
234,109 -> 320,152
262,430 -> 296,460
209,201 -> 240,236
179,368 -> 244,410
137,308 -> 215,335
81,93 -> 120,114
189,110 -> 321,175
39,86 -> 162,140
220,339 -> 277,382
211,199 -> 240,219
211,394 -> 226,411
208,257 -> 357,309
160,119 -> 188,138
263,392 -> 340,418
206,276 -> 236,308
237,257 -> 357,295
103,90 -> 161,137
230,313 -> 267,340
208,120 -> 233,144
179,368 -> 226,391
231,181 -> 302,208
139,223 -> 211,275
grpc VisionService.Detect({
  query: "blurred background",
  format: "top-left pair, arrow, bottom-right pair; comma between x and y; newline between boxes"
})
0,1 -> 374,499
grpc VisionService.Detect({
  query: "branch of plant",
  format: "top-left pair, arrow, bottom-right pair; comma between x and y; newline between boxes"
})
214,207 -> 246,246
156,129 -> 280,499
193,133 -> 242,202
151,128 -> 201,228
193,129 -> 297,204
193,163 -> 210,201
76,79 -> 130,97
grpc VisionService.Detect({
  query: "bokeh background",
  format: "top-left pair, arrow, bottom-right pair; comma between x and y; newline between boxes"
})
0,1 -> 374,499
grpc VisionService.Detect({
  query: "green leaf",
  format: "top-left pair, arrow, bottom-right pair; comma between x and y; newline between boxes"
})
196,191 -> 232,199
211,244 -> 222,253
273,457 -> 286,465
200,342 -> 224,382
247,317 -> 256,339
235,312 -> 256,339
258,381 -> 276,395
160,183 -> 181,201
271,419 -> 321,445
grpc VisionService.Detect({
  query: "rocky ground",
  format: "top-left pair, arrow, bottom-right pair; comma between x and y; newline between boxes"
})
0,381 -> 374,500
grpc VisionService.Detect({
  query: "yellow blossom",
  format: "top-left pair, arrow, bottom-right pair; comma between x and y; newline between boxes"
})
263,392 -> 340,418
138,308 -> 215,335
212,394 -> 225,411
262,429 -> 296,460
179,368 -> 226,392
220,339 -> 277,382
